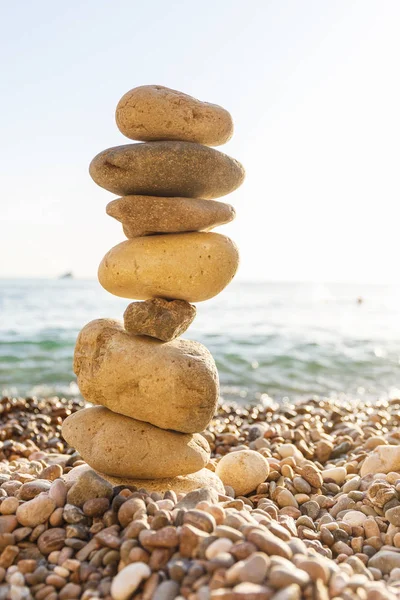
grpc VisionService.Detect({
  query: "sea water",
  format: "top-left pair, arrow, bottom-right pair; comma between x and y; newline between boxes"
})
1,278 -> 400,403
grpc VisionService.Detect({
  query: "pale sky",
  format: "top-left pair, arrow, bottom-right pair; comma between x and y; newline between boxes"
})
1,0 -> 399,283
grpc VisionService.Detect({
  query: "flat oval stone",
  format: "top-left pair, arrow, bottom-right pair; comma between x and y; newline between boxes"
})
62,406 -> 210,479
98,468 -> 225,495
73,318 -> 218,433
98,232 -> 239,302
64,463 -> 224,495
106,195 -> 236,238
115,85 -> 233,146
89,142 -> 245,199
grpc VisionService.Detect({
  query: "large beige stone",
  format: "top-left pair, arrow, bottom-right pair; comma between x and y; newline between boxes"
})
215,450 -> 270,496
98,232 -> 239,303
73,319 -> 218,433
106,195 -> 236,238
89,141 -> 245,199
62,406 -> 210,479
360,445 -> 400,476
64,464 -> 224,495
115,85 -> 233,146
368,551 -> 400,574
123,298 -> 196,342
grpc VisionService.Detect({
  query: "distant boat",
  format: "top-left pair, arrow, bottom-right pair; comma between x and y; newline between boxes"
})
59,272 -> 73,279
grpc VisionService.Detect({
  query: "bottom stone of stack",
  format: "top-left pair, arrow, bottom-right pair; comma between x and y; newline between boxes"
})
62,406 -> 210,479
65,464 -> 224,495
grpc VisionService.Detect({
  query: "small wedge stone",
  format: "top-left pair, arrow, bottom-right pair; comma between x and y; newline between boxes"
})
123,298 -> 196,342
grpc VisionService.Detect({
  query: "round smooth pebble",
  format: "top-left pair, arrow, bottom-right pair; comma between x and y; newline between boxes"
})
205,537 -> 233,559
322,467 -> 347,485
215,450 -> 269,496
238,553 -> 270,584
277,444 -> 305,464
110,562 -> 151,600
342,510 -> 368,527
16,494 -> 56,527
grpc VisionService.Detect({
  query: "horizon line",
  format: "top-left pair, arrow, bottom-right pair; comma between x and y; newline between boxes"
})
0,276 -> 399,287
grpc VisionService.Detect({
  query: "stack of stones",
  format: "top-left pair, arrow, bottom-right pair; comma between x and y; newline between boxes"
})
62,85 -> 245,494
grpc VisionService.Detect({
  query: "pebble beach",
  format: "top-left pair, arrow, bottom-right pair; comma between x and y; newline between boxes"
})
1,394 -> 400,599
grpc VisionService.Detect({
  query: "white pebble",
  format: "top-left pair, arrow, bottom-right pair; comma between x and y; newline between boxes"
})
205,537 -> 233,559
9,586 -> 31,600
322,467 -> 347,485
156,499 -> 175,511
342,476 -> 361,493
277,443 -> 305,463
5,566 -> 19,578
111,562 -> 151,600
342,510 -> 367,527
216,450 -> 269,496
8,572 -> 25,586
226,560 -> 245,585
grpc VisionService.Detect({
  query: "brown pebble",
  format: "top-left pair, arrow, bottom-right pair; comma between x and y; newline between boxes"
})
269,566 -> 310,588
139,526 -> 179,548
37,528 -> 66,555
109,195 -> 235,240
295,557 -> 330,583
183,510 -> 216,533
41,465 -> 63,481
129,546 -> 150,564
83,497 -> 110,517
49,506 -> 64,527
59,583 -> 82,600
19,479 -> 52,501
230,541 -> 259,561
17,559 -> 37,574
0,515 -> 18,533
16,494 -> 56,527
46,574 -> 66,588
179,524 -> 209,558
35,585 -> 57,600
118,498 -> 146,528
0,544 -> 19,568
0,497 -> 19,515
149,547 -> 173,570
247,529 -> 292,560
89,141 -> 245,199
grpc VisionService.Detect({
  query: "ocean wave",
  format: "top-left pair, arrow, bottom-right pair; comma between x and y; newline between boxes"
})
1,279 -> 400,402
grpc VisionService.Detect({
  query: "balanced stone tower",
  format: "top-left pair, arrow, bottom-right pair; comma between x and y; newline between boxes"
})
62,85 -> 245,494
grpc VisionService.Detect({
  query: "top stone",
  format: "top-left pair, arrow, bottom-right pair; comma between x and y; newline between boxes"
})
115,85 -> 234,146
